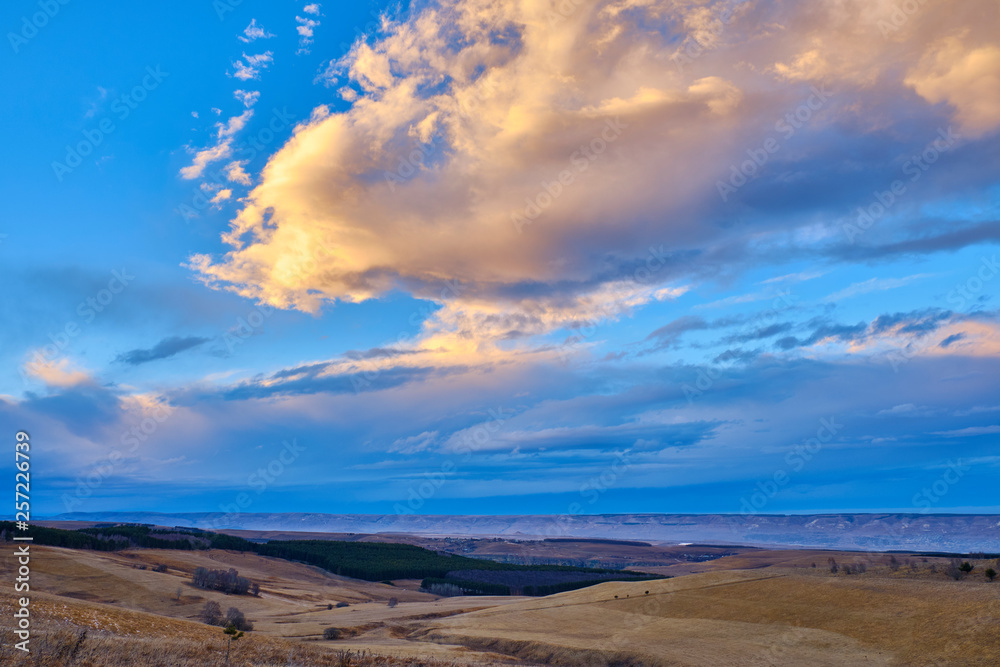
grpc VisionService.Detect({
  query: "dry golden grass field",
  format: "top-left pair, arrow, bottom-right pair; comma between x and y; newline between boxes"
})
2,545 -> 998,665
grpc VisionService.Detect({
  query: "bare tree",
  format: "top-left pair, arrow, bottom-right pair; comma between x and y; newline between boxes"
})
201,600 -> 222,625
225,606 -> 254,631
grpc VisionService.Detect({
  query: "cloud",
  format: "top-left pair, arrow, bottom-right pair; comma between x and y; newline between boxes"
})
645,316 -> 710,350
870,308 -> 952,336
722,322 -> 792,344
210,189 -> 233,204
940,332 -> 966,348
230,52 -> 273,81
239,18 -> 274,43
23,357 -> 94,388
822,274 -> 932,303
233,90 -> 260,108
116,336 -> 209,366
186,0 -> 1000,375
189,1 -> 754,319
694,290 -> 786,310
179,110 -> 253,180
775,321 -> 867,350
390,430 -> 438,454
760,271 -> 824,285
225,161 -> 251,185
905,35 -> 1000,136
654,286 -> 692,301
295,5 -> 320,54
876,403 -> 920,416
933,425 -> 1000,438
833,221 -> 1000,262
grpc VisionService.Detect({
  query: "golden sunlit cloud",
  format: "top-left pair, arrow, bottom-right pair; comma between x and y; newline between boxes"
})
905,36 -> 1000,136
187,0 -> 999,370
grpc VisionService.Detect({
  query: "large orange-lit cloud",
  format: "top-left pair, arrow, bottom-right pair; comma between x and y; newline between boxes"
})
187,0 -> 999,357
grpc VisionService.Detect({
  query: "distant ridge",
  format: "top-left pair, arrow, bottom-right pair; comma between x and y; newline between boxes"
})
46,512 -> 1000,553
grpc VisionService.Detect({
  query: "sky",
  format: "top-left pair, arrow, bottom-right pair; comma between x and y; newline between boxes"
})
1,0 -> 999,519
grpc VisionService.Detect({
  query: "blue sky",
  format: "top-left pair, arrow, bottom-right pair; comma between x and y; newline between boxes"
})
2,0 -> 999,518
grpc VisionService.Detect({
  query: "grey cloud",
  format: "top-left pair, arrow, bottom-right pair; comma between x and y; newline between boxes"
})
116,336 -> 209,365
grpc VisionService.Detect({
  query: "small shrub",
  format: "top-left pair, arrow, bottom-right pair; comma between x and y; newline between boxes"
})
985,568 -> 997,582
387,597 -> 398,608
223,623 -> 244,663
323,627 -> 342,640
153,563 -> 168,573
336,601 -> 349,608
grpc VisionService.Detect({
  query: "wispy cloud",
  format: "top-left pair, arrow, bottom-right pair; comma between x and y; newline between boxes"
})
933,425 -> 1000,437
822,274 -> 933,302
179,110 -> 253,180
116,336 -> 209,366
225,161 -> 251,185
230,52 -> 273,81
760,271 -> 824,285
390,430 -> 438,454
233,89 -> 260,108
295,4 -> 321,54
238,18 -> 274,43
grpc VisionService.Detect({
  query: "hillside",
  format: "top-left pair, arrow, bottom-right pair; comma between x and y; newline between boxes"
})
0,546 -> 1000,667
51,512 -> 1000,552
3,545 -> 998,665
415,568 -> 1000,665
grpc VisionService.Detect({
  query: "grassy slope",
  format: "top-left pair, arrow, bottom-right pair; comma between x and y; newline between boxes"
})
420,568 -> 1000,666
0,545 -> 531,665
4,545 -> 999,666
